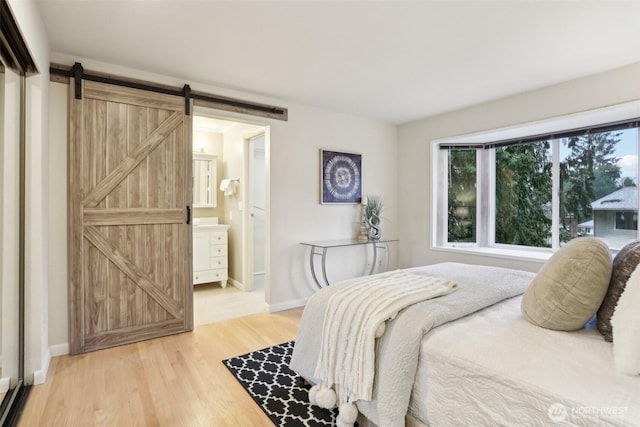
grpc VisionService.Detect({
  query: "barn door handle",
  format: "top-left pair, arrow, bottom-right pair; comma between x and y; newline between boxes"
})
186,206 -> 191,224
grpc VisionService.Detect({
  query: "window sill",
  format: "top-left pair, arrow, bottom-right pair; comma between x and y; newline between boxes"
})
432,245 -> 551,264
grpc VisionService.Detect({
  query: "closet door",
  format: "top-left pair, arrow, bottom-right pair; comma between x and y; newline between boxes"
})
68,80 -> 193,354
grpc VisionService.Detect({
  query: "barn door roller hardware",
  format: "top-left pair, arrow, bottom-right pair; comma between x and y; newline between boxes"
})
183,84 -> 191,116
72,62 -> 83,100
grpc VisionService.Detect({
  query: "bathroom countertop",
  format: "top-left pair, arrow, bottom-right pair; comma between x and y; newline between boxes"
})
193,223 -> 230,230
193,218 -> 230,230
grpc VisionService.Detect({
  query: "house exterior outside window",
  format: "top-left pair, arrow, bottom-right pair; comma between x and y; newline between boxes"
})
590,186 -> 638,250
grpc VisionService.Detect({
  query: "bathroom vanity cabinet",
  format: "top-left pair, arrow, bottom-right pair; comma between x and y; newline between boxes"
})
193,223 -> 230,287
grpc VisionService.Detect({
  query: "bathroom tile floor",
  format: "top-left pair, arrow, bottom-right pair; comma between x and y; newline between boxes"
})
193,274 -> 266,326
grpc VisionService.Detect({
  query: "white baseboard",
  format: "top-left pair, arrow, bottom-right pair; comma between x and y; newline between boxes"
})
0,377 -> 9,393
266,297 -> 308,313
44,298 -> 304,367
33,347 -> 51,385
50,342 -> 70,357
229,277 -> 247,291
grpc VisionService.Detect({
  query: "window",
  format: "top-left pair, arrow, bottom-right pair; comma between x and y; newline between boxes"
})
433,105 -> 640,257
616,212 -> 638,230
448,150 -> 476,243
495,141 -> 552,247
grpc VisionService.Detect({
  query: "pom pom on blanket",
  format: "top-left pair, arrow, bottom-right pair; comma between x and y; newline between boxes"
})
314,386 -> 337,409
337,402 -> 359,427
308,384 -> 319,406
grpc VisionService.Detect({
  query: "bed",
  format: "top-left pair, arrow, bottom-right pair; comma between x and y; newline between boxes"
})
409,295 -> 640,426
290,240 -> 640,427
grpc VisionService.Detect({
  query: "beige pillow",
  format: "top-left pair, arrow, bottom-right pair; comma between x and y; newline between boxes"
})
521,237 -> 612,331
597,240 -> 640,342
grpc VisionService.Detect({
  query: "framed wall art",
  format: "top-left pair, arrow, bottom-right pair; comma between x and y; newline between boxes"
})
320,149 -> 362,204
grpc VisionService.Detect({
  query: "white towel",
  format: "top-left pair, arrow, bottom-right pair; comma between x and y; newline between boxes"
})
219,179 -> 236,196
313,271 -> 458,405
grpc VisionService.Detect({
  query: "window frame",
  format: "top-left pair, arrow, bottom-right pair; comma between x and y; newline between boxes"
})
431,101 -> 640,260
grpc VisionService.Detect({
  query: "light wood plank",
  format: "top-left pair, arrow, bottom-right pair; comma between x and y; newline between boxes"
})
103,101 -> 127,209
86,236 -> 108,335
105,105 -> 129,331
84,80 -> 183,111
84,226 -> 183,319
84,319 -> 184,352
19,309 -> 303,427
82,111 -> 183,208
181,109 -> 194,331
83,208 -> 184,225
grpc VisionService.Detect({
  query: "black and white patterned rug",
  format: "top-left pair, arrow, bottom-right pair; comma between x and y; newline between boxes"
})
223,341 -> 341,426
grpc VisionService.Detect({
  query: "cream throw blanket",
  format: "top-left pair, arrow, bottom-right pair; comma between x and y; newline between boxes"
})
314,271 -> 458,404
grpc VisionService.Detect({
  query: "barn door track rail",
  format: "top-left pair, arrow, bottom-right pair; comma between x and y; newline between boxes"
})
50,62 -> 288,121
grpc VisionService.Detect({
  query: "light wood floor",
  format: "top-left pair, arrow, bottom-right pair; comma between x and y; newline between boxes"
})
19,308 -> 303,427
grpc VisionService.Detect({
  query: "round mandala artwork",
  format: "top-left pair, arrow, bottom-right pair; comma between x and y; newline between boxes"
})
323,154 -> 361,202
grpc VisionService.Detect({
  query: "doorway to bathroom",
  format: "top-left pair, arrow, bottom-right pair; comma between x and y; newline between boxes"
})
249,133 -> 266,293
191,114 -> 268,326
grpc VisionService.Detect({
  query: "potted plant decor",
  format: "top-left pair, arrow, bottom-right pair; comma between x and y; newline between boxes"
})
365,195 -> 384,240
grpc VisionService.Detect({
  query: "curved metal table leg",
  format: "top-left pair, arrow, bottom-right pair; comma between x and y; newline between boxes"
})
369,242 -> 378,275
384,242 -> 390,271
369,241 -> 390,275
320,247 -> 330,287
362,244 -> 369,276
309,245 -> 329,288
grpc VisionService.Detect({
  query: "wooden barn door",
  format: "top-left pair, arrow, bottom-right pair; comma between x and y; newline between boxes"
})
68,79 -> 193,354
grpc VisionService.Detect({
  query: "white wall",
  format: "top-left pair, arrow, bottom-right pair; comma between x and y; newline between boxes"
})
252,136 -> 266,274
47,55 -> 398,350
221,123 -> 253,286
397,62 -> 640,274
268,105 -> 398,309
8,0 -> 51,384
47,82 -> 67,355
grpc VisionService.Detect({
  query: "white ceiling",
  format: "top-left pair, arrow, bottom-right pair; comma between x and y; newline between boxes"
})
36,0 -> 640,124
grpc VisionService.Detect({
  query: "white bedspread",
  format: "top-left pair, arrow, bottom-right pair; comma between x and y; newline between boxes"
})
291,262 -> 535,426
411,295 -> 640,426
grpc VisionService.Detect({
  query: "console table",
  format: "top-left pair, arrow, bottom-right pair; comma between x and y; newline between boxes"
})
300,238 -> 398,288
